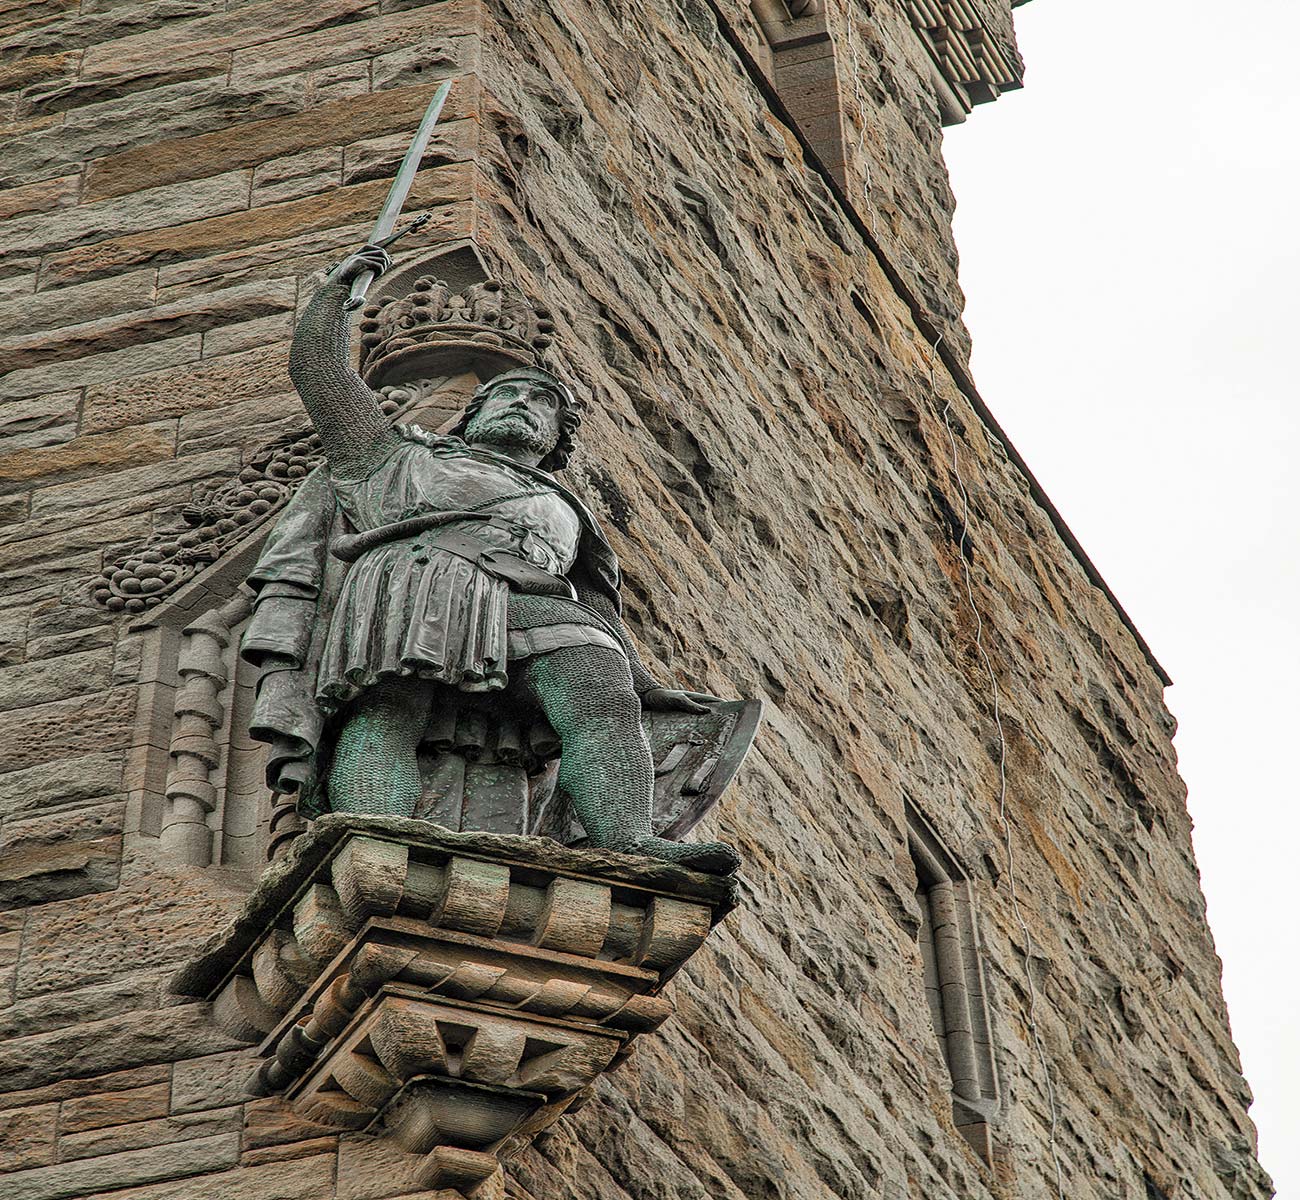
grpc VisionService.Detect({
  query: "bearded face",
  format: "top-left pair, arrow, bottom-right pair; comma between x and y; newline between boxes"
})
462,380 -> 563,459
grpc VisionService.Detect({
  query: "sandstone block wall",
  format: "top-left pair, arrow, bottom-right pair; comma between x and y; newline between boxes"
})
0,0 -> 1271,1198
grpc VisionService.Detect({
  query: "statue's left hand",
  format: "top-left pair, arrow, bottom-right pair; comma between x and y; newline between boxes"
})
640,687 -> 718,715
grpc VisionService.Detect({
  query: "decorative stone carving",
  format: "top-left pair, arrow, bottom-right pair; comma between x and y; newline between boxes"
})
125,568 -> 279,872
173,816 -> 737,1196
160,590 -> 255,866
907,0 -> 1024,123
89,393 -> 404,614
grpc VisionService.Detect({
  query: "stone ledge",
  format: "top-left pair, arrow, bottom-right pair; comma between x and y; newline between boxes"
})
172,815 -> 739,999
170,817 -> 739,1196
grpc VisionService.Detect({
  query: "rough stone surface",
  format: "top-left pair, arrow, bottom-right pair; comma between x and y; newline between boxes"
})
0,1 -> 1270,1200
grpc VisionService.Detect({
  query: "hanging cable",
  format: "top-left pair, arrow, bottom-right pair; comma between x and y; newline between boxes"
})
930,337 -> 1068,1198
837,0 -> 1069,1188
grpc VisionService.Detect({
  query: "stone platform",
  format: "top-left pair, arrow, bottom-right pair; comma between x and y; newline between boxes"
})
172,815 -> 738,1196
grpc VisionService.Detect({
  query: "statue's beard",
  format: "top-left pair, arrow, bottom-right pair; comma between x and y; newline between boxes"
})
464,411 -> 557,459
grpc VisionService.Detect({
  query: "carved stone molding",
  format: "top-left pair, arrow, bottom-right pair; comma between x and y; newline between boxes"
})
906,0 -> 1023,123
173,816 -> 738,1196
160,589 -> 255,866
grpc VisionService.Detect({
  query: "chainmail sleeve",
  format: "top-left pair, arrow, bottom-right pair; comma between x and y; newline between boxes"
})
288,273 -> 402,479
572,581 -> 660,696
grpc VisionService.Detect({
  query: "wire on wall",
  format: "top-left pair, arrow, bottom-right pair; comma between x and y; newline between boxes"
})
840,1 -> 1069,1191
930,337 -> 1068,1198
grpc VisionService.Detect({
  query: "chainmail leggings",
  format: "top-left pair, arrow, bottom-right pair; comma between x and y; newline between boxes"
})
326,646 -> 655,844
327,676 -> 434,816
515,645 -> 655,847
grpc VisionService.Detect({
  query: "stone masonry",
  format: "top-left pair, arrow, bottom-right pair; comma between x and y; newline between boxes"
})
0,1 -> 1273,1199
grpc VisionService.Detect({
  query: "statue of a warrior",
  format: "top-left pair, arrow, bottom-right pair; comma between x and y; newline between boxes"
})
239,245 -> 740,875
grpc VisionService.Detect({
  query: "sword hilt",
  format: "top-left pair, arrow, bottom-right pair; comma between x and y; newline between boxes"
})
343,213 -> 432,311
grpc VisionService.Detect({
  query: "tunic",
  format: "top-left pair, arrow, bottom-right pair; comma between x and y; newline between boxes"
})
315,437 -> 620,709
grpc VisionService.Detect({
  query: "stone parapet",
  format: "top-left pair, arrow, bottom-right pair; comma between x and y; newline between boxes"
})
173,816 -> 737,1195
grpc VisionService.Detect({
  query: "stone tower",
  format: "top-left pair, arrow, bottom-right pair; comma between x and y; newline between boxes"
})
0,1 -> 1272,1198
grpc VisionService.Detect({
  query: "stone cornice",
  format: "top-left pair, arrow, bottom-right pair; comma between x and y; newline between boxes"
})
907,0 -> 1025,124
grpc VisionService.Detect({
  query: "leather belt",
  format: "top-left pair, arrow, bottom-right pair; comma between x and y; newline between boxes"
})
331,515 -> 576,600
430,529 -> 577,599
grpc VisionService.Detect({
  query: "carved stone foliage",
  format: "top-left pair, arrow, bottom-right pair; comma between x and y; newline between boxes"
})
89,392 -> 407,614
173,816 -> 737,1197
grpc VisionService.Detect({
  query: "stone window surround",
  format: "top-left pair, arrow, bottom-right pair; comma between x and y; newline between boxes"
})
907,801 -> 1001,1162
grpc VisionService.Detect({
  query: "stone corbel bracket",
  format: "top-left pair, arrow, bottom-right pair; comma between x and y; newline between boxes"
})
172,816 -> 738,1196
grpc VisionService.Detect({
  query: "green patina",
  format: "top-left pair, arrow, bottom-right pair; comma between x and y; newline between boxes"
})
238,247 -> 744,875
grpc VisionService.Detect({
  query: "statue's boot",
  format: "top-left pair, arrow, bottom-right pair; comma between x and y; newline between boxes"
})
618,834 -> 740,876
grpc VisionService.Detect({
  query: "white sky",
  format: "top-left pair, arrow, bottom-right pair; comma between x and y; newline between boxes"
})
942,1 -> 1299,1195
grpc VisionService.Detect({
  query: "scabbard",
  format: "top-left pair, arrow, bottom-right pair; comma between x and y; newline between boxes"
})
329,511 -> 493,562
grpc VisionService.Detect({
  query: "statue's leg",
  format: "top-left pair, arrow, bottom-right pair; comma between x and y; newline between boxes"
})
327,676 -> 434,817
516,646 -> 739,875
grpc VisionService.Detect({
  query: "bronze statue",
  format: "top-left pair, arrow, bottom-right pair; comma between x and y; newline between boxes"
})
240,245 -> 740,874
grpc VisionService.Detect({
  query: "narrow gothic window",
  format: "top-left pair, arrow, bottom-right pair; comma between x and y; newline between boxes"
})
908,804 -> 1000,1162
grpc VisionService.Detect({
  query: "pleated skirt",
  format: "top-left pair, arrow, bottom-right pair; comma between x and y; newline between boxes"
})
316,543 -> 509,708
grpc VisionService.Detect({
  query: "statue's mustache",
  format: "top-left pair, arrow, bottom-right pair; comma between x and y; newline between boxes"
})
467,410 -> 555,450
480,409 -> 541,433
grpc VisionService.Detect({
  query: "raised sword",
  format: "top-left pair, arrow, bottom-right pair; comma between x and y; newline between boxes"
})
344,78 -> 454,311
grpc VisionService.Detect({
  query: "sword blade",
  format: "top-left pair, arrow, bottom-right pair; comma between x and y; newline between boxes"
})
346,79 -> 453,310
368,78 -> 453,242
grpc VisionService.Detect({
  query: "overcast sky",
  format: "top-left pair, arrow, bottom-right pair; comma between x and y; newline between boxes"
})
942,0 -> 1299,1194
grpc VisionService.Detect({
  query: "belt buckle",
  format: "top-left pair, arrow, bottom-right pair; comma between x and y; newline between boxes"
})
506,522 -> 531,553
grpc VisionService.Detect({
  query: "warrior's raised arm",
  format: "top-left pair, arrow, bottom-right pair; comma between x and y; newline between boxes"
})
289,83 -> 451,478
288,248 -> 402,480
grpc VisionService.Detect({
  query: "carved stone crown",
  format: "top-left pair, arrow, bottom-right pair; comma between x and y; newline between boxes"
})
358,278 -> 555,389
